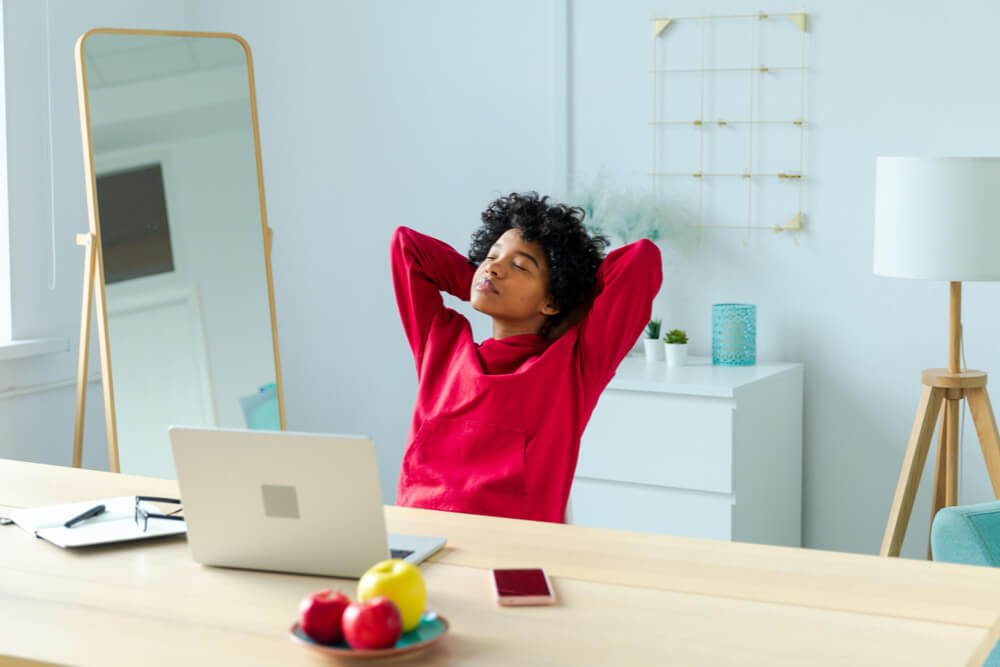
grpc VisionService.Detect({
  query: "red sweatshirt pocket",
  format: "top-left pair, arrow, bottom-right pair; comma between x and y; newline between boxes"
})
401,416 -> 527,520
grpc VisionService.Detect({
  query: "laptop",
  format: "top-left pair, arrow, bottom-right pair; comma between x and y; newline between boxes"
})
167,426 -> 446,578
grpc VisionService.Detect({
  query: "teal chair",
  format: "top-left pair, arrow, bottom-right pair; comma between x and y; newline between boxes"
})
240,382 -> 281,430
931,500 -> 1000,666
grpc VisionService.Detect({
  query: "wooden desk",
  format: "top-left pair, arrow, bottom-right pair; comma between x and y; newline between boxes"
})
1,458 -> 999,666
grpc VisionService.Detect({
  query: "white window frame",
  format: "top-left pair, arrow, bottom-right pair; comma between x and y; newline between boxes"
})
0,3 -> 13,345
0,2 -> 67,361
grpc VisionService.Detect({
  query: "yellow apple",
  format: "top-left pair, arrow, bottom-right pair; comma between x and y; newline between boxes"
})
356,559 -> 426,633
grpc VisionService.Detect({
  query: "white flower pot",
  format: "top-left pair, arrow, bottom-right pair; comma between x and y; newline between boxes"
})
665,343 -> 688,367
643,338 -> 665,362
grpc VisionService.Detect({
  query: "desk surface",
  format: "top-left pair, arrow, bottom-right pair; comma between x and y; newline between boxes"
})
1,458 -> 998,666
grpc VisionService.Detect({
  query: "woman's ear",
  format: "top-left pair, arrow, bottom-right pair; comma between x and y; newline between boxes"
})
541,297 -> 560,316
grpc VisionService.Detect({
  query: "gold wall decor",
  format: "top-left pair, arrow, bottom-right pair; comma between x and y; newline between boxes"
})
651,10 -> 808,244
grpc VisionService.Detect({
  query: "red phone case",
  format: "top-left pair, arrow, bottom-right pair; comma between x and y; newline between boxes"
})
492,568 -> 557,606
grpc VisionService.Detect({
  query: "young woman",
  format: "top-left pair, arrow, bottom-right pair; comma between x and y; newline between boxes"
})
391,191 -> 662,523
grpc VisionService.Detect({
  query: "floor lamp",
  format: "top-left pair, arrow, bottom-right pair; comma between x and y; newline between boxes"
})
874,157 -> 1000,558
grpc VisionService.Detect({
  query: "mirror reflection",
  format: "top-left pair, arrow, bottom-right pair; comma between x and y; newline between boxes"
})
82,33 -> 279,478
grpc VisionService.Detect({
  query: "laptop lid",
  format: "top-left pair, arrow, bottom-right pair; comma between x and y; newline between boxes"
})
168,426 -> 391,578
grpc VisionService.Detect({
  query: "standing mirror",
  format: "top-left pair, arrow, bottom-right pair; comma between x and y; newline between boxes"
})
72,29 -> 284,477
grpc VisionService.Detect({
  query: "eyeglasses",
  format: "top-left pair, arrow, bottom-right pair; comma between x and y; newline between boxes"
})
134,496 -> 183,532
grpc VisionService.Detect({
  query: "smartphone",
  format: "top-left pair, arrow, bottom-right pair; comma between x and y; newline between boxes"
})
491,568 -> 557,606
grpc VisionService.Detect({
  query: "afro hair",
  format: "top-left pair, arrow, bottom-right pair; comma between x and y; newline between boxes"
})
468,191 -> 609,338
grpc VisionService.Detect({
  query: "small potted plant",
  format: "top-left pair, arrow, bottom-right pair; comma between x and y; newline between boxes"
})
644,319 -> 664,361
663,328 -> 688,367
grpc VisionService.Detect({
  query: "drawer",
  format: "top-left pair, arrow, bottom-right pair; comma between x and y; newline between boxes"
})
566,476 -> 733,541
577,390 -> 733,493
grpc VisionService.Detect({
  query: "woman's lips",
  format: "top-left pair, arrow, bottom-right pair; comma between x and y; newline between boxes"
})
475,278 -> 499,294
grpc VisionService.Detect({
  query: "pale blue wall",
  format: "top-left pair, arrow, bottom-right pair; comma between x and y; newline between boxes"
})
0,0 -> 560,508
187,1 -> 560,503
569,0 -> 1000,558
5,0 -> 1000,560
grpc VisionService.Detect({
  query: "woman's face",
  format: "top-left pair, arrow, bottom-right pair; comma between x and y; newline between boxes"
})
470,228 -> 559,326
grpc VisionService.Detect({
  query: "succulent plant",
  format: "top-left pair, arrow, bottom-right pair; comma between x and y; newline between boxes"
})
645,319 -> 662,340
663,329 -> 688,345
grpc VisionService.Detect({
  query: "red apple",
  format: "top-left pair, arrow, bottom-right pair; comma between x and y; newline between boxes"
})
298,588 -> 351,644
341,596 -> 403,650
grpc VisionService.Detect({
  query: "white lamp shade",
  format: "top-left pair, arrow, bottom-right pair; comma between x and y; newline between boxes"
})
873,157 -> 1000,281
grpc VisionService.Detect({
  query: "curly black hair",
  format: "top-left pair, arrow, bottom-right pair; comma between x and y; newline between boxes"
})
469,191 -> 609,338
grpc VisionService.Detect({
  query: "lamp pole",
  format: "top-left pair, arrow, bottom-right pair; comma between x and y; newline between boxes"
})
949,282 -> 961,374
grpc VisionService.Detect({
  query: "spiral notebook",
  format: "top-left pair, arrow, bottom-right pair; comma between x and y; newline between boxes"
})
8,496 -> 186,548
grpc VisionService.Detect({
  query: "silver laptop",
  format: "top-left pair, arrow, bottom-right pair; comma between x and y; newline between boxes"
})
167,426 -> 446,578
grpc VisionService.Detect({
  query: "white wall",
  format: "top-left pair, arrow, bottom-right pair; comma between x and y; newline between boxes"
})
0,0 -> 558,506
0,4 -> 11,342
569,0 -> 1000,558
5,0 -> 1000,560
183,0 -> 561,504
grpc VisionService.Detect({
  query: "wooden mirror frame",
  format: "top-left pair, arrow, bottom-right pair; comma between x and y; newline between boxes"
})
71,28 -> 285,472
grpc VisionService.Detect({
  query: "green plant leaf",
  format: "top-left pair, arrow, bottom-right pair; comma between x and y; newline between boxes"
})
663,328 -> 688,344
645,319 -> 662,339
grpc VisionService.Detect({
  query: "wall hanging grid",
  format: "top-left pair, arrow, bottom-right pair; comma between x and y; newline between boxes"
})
651,11 -> 808,244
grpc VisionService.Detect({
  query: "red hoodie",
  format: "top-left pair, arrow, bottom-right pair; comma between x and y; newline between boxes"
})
391,226 -> 662,523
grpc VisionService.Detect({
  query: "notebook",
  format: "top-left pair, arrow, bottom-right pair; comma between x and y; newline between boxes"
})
8,496 -> 186,548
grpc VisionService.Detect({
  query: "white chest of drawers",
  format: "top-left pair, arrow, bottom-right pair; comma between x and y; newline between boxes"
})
566,356 -> 804,547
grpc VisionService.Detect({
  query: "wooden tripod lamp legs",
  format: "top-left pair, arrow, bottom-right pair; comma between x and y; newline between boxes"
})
881,386 -> 945,557
882,382 -> 1000,558
927,401 -> 949,560
882,283 -> 1000,558
967,388 -> 1000,497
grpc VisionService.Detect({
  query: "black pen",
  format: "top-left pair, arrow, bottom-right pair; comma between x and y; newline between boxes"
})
64,504 -> 106,528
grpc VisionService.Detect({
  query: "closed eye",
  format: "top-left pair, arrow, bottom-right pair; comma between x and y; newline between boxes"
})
484,255 -> 528,271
